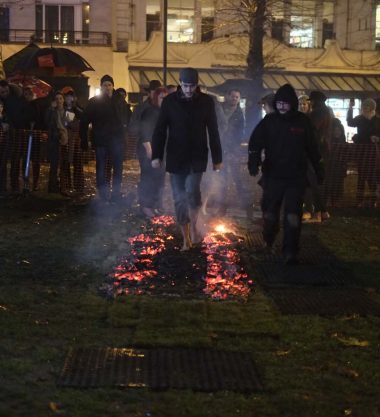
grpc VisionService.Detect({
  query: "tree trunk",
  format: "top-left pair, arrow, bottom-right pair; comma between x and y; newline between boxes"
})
245,0 -> 266,131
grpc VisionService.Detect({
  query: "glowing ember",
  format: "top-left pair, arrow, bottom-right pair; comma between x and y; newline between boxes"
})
105,214 -> 253,300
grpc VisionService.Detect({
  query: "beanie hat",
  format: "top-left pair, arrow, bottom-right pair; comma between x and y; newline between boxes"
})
274,84 -> 298,111
179,67 -> 199,84
309,90 -> 327,103
100,74 -> 114,86
362,98 -> 376,111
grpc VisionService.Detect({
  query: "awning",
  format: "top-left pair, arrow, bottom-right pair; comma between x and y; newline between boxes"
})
129,67 -> 380,97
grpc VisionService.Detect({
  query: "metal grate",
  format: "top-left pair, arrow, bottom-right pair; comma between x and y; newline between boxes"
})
57,347 -> 263,392
266,288 -> 380,316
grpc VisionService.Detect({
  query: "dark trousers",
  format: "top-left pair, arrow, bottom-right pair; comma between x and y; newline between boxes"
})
95,139 -> 124,199
170,172 -> 203,225
138,155 -> 165,208
261,178 -> 306,257
0,129 -> 9,194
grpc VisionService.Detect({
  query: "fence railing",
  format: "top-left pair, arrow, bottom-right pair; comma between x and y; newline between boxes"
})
1,128 -> 379,209
0,30 -> 112,46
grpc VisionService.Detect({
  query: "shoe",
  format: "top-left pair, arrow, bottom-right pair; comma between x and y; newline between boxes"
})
321,211 -> 330,221
302,211 -> 312,221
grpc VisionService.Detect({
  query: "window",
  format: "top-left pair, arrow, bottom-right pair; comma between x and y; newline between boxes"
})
0,7 -> 9,42
322,1 -> 334,46
35,2 -> 85,44
167,0 -> 195,43
146,0 -> 161,41
289,0 -> 316,48
201,0 -> 215,42
376,5 -> 380,50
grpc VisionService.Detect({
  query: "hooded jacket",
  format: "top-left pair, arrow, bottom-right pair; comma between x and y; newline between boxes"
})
248,84 -> 323,183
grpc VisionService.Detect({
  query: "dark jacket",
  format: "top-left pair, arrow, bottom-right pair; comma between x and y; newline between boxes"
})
152,90 -> 222,174
346,108 -> 380,144
79,91 -> 130,147
221,103 -> 245,155
248,84 -> 323,183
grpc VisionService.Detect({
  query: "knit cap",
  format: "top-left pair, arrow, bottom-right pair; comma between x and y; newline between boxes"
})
179,67 -> 199,84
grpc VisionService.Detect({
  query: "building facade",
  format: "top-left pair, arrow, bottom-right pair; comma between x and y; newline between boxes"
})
1,0 -> 380,124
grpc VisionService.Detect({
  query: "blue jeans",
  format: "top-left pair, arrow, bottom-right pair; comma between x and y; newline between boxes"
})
170,172 -> 203,225
95,139 -> 124,199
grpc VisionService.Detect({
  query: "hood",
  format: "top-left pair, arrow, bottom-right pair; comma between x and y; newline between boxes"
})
274,84 -> 298,112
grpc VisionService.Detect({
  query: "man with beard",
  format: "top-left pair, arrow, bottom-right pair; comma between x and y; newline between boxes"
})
248,84 -> 323,264
151,68 -> 222,251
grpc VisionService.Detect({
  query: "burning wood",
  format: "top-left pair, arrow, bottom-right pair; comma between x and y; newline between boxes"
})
101,217 -> 253,300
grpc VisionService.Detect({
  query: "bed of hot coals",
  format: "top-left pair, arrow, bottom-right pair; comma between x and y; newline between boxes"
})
100,216 -> 253,301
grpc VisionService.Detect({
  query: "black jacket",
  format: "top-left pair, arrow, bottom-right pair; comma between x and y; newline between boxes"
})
346,109 -> 380,144
79,91 -> 130,147
249,84 -> 323,183
152,90 -> 222,174
222,103 -> 245,155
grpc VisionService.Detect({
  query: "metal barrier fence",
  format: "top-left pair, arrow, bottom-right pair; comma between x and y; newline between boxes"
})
0,128 -> 379,209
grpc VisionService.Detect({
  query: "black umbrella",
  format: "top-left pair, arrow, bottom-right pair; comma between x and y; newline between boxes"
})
3,42 -> 40,76
12,46 -> 94,76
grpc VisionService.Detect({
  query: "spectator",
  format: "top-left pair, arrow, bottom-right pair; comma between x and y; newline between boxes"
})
152,67 -> 222,251
298,94 -> 311,114
259,93 -> 275,115
0,98 -> 10,196
215,89 -> 246,216
138,86 -> 167,217
80,75 -> 129,202
248,83 -> 323,265
347,97 -> 380,208
303,90 -> 332,222
45,91 -> 71,194
324,117 -> 347,207
62,86 -> 85,194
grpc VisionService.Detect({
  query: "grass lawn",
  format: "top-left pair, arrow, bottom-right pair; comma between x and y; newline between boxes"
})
0,195 -> 380,417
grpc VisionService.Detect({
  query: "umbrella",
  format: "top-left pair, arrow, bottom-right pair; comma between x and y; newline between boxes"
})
7,74 -> 52,98
11,47 -> 94,76
3,42 -> 40,77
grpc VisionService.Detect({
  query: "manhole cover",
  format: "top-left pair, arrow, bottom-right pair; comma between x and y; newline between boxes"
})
57,347 -> 263,392
266,288 -> 380,316
256,263 -> 351,288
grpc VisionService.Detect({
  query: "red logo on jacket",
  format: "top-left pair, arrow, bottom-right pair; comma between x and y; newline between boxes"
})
290,126 -> 305,135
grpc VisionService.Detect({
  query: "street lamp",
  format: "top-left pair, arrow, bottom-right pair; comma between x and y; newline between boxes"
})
163,0 -> 168,86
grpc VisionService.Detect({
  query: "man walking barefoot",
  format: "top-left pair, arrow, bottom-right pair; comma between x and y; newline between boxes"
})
151,68 -> 222,251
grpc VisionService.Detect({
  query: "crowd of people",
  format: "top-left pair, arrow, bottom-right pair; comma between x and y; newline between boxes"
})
1,70 -> 380,259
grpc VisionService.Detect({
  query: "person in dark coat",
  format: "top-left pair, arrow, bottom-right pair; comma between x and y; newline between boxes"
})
137,86 -> 167,217
215,89 -> 246,216
347,98 -> 380,208
152,67 -> 222,251
80,74 -> 130,202
248,83 -> 323,264
304,90 -> 332,222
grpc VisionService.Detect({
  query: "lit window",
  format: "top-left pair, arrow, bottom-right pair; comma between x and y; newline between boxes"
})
376,5 -> 380,49
167,0 -> 195,43
289,0 -> 316,48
